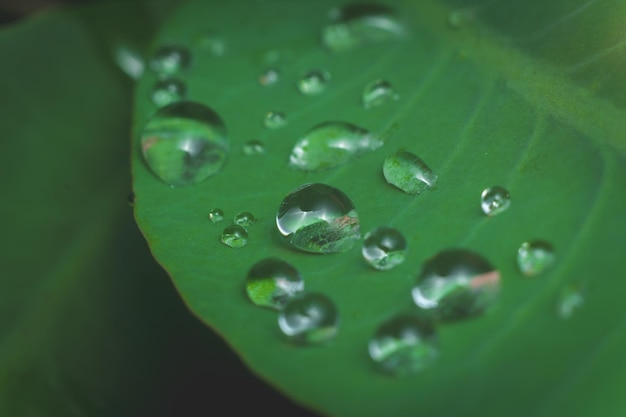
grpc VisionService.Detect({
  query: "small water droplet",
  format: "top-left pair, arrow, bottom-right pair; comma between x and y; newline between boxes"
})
149,44 -> 191,76
362,227 -> 407,270
234,212 -> 256,227
140,101 -> 229,186
362,79 -> 397,109
127,192 -> 135,207
321,3 -> 407,53
264,111 -> 287,129
383,150 -> 438,194
150,78 -> 186,107
556,284 -> 584,319
276,183 -> 360,254
278,292 -> 339,345
259,68 -> 280,86
246,258 -> 304,310
411,249 -> 500,322
297,70 -> 330,95
243,140 -> 265,155
517,240 -> 555,277
481,186 -> 510,216
220,224 -> 248,248
195,30 -> 226,56
208,208 -> 224,223
289,121 -> 383,171
113,45 -> 144,79
369,314 -> 438,376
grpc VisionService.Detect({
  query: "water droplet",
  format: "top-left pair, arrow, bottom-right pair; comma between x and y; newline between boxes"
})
259,68 -> 280,86
383,150 -> 438,194
150,78 -> 186,107
220,224 -> 248,248
276,183 -> 360,254
289,121 -> 383,171
246,258 -> 304,310
517,240 -> 555,277
369,314 -> 438,376
243,140 -> 265,155
127,192 -> 135,207
264,111 -> 287,129
195,30 -> 226,56
234,212 -> 256,227
362,226 -> 407,270
362,79 -> 397,109
481,186 -> 510,216
208,208 -> 224,223
297,70 -> 330,95
321,3 -> 407,53
113,45 -> 144,79
149,44 -> 190,76
556,284 -> 584,319
411,249 -> 500,322
140,101 -> 229,186
278,292 -> 339,344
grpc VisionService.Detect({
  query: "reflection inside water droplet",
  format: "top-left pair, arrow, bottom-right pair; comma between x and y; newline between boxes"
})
362,227 -> 407,270
278,292 -> 339,345
221,224 -> 248,248
246,258 -> 304,310
481,186 -> 510,216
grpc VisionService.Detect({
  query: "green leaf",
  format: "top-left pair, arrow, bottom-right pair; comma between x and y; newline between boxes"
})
132,1 -> 626,416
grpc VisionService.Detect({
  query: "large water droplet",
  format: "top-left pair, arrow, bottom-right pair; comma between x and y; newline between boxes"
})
150,78 -> 186,107
362,79 -> 397,109
411,249 -> 500,322
234,212 -> 256,227
278,292 -> 339,344
140,101 -> 229,186
149,44 -> 191,76
383,150 -> 438,194
264,111 -> 287,129
368,314 -> 438,376
246,258 -> 304,310
517,240 -> 555,277
243,140 -> 265,155
276,183 -> 360,254
321,3 -> 407,53
259,68 -> 280,86
220,224 -> 248,248
297,70 -> 330,95
362,226 -> 407,270
556,284 -> 584,319
481,186 -> 510,216
208,208 -> 224,223
289,121 -> 383,171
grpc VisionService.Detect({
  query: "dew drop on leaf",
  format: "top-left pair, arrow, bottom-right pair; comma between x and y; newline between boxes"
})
259,68 -> 280,86
278,292 -> 339,345
297,70 -> 331,95
517,240 -> 555,277
220,224 -> 249,248
383,150 -> 438,194
242,140 -> 265,155
411,249 -> 501,322
362,226 -> 407,270
368,314 -> 438,377
480,186 -> 511,216
140,101 -> 229,186
264,111 -> 287,129
246,258 -> 304,310
555,284 -> 584,320
233,211 -> 256,227
362,79 -> 397,109
150,78 -> 186,107
149,44 -> 191,76
208,208 -> 224,223
289,121 -> 383,171
276,183 -> 360,254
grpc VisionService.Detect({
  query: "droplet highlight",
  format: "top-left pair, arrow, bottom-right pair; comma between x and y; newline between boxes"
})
383,150 -> 437,194
481,186 -> 510,216
149,44 -> 190,76
259,68 -> 280,86
208,208 -> 224,223
234,212 -> 256,227
297,70 -> 330,95
362,79 -> 397,109
289,121 -> 383,171
243,140 -> 265,155
246,258 -> 304,310
150,78 -> 186,107
276,183 -> 360,254
140,101 -> 229,186
411,249 -> 500,322
278,293 -> 339,345
264,111 -> 287,129
321,3 -> 407,53
369,314 -> 438,377
362,227 -> 407,270
517,240 -> 555,277
220,224 -> 248,248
